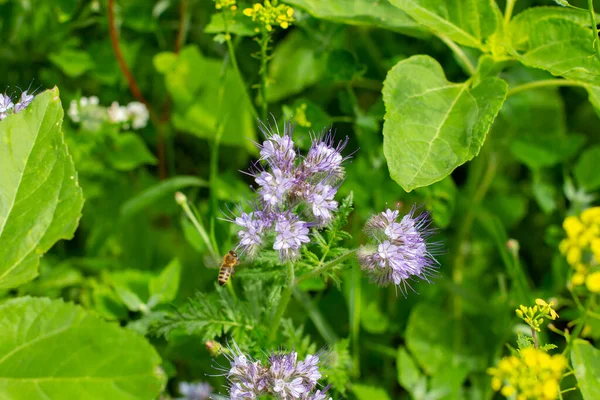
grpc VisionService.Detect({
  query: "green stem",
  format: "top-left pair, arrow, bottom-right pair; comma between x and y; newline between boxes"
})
350,261 -> 362,376
223,13 -> 258,119
531,327 -> 538,349
269,261 -> 295,341
259,32 -> 270,121
438,35 -> 476,75
507,79 -> 586,96
564,295 -> 595,355
588,0 -> 600,65
504,0 -> 518,25
295,249 -> 358,285
178,196 -> 218,261
208,128 -> 223,256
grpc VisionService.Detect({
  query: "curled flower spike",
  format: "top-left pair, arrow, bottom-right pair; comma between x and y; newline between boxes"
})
358,206 -> 440,294
215,340 -> 331,400
224,120 -> 353,262
178,381 -> 213,400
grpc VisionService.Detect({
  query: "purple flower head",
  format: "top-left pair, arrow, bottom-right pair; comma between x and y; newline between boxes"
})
306,183 -> 338,227
0,93 -> 14,120
223,341 -> 269,399
255,167 -> 294,210
258,120 -> 296,173
14,90 -> 34,113
234,210 -> 271,257
358,206 -> 440,295
302,130 -> 350,183
178,381 -> 213,400
274,212 -> 310,261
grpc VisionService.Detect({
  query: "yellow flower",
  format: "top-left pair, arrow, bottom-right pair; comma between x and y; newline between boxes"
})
585,271 -> 600,293
243,1 -> 294,31
560,207 -> 600,290
517,299 -> 559,331
489,348 -> 567,400
215,0 -> 237,10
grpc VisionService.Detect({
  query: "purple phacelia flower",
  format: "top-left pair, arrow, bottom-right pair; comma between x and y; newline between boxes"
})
358,206 -> 440,294
14,90 -> 34,113
306,183 -> 338,227
178,381 -> 213,400
224,120 -> 353,262
217,341 -> 329,400
255,167 -> 294,209
274,213 -> 310,261
0,93 -> 14,121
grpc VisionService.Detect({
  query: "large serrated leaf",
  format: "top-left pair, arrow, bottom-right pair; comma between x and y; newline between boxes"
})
571,339 -> 600,400
0,88 -> 84,289
0,297 -> 165,399
286,0 -> 426,37
390,0 -> 498,49
382,55 -> 507,191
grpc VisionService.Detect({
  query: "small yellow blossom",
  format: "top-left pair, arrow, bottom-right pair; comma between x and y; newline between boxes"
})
559,207 -> 600,288
215,0 -> 237,10
585,271 -> 600,293
516,299 -> 559,332
488,348 -> 567,400
243,1 -> 294,31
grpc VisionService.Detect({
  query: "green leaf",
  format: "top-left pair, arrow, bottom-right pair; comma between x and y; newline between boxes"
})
571,339 -> 600,400
382,55 -> 507,191
415,175 -> 457,228
510,134 -> 584,169
0,297 -> 165,399
509,7 -> 600,84
286,0 -> 426,37
204,12 -> 256,36
574,145 -> 600,191
267,30 -> 327,102
397,347 -> 427,399
48,48 -> 94,78
389,0 -> 498,49
148,259 -> 181,308
105,133 -> 157,171
0,88 -> 84,289
107,270 -> 153,313
157,46 -> 256,148
361,300 -> 390,334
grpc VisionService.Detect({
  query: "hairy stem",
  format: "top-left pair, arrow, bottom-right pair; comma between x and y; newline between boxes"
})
531,327 -> 538,349
295,249 -> 358,285
259,32 -> 270,120
589,0 -> 600,65
438,35 -> 476,75
507,79 -> 586,96
269,261 -> 295,340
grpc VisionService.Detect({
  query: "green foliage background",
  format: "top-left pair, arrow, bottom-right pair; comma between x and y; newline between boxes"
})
2,0 -> 600,399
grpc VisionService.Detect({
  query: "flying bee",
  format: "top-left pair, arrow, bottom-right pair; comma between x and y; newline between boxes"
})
218,250 -> 239,286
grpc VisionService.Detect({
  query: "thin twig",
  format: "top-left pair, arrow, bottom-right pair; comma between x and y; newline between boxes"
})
175,0 -> 189,54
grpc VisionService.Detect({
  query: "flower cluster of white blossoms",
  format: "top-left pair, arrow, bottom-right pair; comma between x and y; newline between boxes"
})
219,342 -> 331,400
68,96 -> 149,131
0,89 -> 35,121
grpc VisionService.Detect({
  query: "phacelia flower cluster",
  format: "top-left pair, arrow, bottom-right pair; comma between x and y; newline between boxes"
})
357,207 -> 439,293
0,89 -> 35,121
488,348 -> 567,400
68,96 -> 149,131
559,207 -> 600,291
178,381 -> 213,400
220,342 -> 330,400
228,121 -> 351,261
243,1 -> 294,31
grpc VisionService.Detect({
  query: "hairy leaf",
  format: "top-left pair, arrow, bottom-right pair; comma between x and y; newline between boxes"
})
0,297 -> 165,399
382,55 -> 507,191
390,0 -> 498,49
0,88 -> 84,289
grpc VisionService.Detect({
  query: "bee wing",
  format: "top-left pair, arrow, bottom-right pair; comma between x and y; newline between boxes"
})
203,254 -> 222,269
